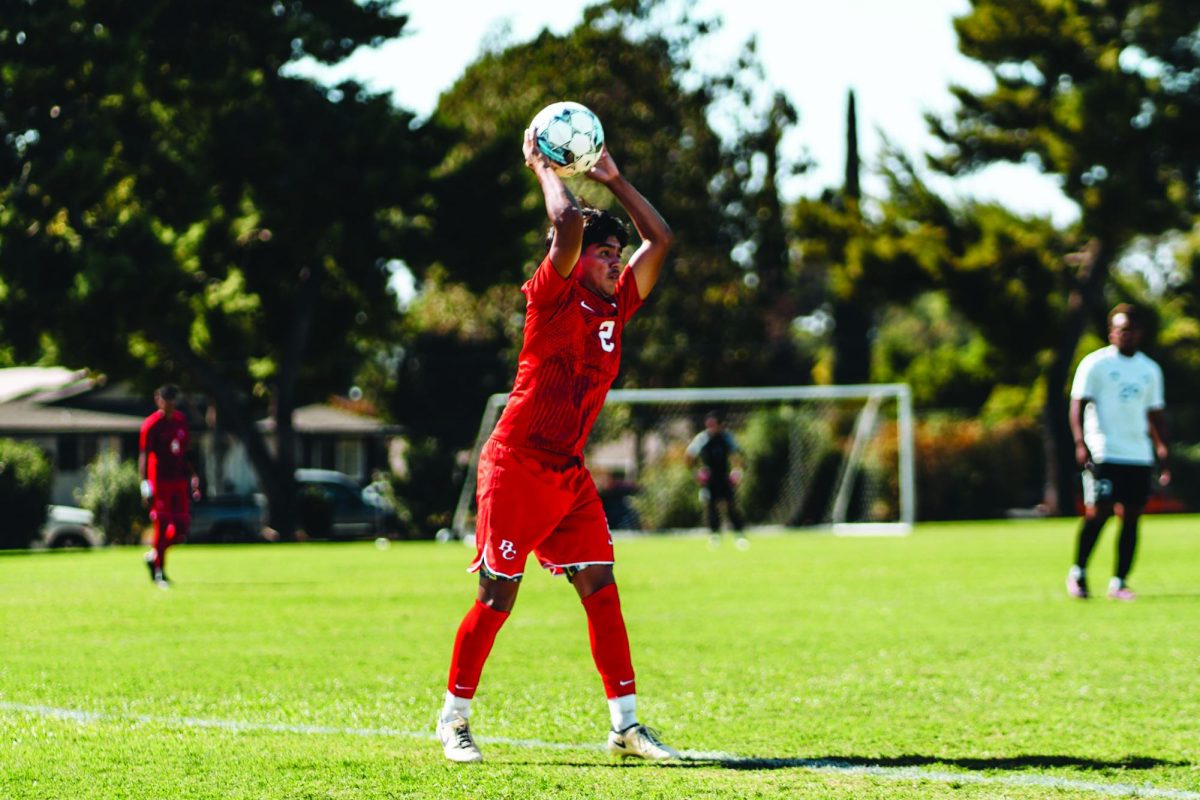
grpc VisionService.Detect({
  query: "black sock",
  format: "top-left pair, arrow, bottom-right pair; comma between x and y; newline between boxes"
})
1075,517 -> 1105,569
1115,517 -> 1139,581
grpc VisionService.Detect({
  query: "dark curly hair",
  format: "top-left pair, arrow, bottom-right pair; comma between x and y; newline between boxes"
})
544,205 -> 629,254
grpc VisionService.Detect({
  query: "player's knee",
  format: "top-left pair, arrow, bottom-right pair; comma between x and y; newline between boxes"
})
571,564 -> 615,599
477,577 -> 520,612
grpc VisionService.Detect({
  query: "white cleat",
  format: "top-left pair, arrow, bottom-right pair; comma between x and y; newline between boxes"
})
437,714 -> 483,763
607,724 -> 679,761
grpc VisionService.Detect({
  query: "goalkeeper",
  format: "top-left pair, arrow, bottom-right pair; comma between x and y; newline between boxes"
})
686,411 -> 747,548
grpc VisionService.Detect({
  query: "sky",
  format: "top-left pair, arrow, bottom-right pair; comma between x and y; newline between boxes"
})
294,0 -> 1080,225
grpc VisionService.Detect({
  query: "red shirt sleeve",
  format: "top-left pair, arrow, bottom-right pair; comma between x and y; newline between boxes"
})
139,413 -> 156,454
616,265 -> 644,324
522,255 -> 573,308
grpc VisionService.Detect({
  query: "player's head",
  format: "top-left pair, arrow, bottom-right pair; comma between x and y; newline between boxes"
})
155,384 -> 180,411
1107,303 -> 1142,355
704,411 -> 722,433
580,207 -> 628,253
574,208 -> 630,300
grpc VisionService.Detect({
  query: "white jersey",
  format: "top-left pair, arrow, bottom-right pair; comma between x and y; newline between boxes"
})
1070,345 -> 1164,465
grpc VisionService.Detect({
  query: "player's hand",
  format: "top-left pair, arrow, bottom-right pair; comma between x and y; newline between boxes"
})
191,476 -> 202,502
1158,467 -> 1172,487
523,126 -> 556,172
586,147 -> 620,185
140,480 -> 153,501
695,467 -> 710,486
1074,442 -> 1093,471
730,468 -> 743,487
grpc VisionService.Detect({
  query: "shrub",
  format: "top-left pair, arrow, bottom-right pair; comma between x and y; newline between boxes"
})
385,436 -> 459,538
630,451 -> 703,531
76,451 -> 144,545
735,407 -> 795,523
913,415 -> 1044,520
1165,441 -> 1200,512
0,439 -> 52,549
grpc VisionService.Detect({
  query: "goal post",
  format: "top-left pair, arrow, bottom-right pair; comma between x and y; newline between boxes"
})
452,384 -> 915,537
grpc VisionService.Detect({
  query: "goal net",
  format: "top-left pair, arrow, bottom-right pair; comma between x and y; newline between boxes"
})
452,384 -> 915,537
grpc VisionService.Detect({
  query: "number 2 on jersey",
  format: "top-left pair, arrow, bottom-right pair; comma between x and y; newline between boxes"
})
598,320 -> 616,353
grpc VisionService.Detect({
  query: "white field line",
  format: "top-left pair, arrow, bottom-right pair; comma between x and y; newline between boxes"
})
2,701 -> 1197,799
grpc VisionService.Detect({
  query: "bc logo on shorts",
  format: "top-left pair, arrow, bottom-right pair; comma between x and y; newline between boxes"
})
1082,469 -> 1114,506
499,539 -> 517,560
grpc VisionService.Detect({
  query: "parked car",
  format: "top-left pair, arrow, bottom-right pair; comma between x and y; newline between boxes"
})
295,468 -> 400,539
188,494 -> 269,543
36,505 -> 104,549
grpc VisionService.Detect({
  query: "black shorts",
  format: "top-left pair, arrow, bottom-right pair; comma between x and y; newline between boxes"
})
1082,463 -> 1153,510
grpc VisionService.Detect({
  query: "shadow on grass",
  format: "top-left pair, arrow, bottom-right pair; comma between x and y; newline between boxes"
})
668,753 -> 1189,771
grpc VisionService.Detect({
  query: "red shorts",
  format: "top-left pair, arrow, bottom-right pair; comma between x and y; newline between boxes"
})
150,479 -> 191,534
470,438 -> 613,580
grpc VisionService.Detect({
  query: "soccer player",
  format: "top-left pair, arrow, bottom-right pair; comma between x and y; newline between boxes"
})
1066,304 -> 1170,601
686,411 -> 748,549
138,384 -> 200,588
436,128 -> 677,763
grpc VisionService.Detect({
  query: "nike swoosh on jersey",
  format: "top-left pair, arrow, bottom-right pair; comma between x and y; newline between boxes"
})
580,300 -> 596,312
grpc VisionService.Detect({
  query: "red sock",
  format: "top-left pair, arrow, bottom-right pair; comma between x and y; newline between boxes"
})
152,520 -> 172,571
581,583 -> 636,698
447,600 -> 510,699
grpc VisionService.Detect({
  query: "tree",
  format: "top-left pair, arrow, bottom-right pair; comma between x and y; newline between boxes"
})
929,0 -> 1200,511
830,90 -> 872,385
0,2 -> 448,535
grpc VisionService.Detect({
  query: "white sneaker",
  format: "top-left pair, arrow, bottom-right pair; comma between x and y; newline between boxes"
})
437,714 -> 482,763
607,724 -> 679,761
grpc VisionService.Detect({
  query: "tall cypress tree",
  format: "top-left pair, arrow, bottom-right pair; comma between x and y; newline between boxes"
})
831,89 -> 871,386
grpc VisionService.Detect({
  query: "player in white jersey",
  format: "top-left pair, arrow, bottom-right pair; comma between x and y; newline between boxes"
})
1066,304 -> 1170,601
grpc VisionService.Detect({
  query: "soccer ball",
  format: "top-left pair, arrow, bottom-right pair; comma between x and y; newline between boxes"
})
530,101 -> 605,177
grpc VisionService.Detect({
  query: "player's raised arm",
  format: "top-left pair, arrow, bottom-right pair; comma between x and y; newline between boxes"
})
524,126 -> 582,278
586,148 -> 673,299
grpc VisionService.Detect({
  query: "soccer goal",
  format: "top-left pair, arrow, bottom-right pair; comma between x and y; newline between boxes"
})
451,384 -> 915,537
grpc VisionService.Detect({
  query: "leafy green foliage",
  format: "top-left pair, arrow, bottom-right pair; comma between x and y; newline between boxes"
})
75,451 -> 143,545
915,414 -> 1046,518
0,2 -> 450,535
629,455 -> 702,531
933,0 -> 1200,241
736,406 -> 822,523
382,435 -> 465,537
0,439 -> 51,548
872,293 -> 997,408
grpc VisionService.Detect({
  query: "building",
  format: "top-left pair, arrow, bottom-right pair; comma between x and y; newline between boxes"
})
0,368 -> 396,504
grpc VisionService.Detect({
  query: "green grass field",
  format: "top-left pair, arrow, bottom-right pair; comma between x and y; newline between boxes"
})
2,517 -> 1198,799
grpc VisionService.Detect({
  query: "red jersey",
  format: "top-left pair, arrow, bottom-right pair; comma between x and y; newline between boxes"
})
140,410 -> 192,483
491,256 -> 644,458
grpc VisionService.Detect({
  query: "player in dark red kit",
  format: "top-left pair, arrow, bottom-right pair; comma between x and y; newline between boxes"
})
138,384 -> 200,588
436,128 -> 676,763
